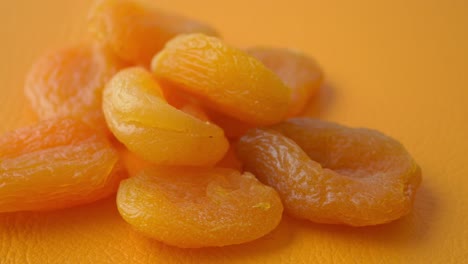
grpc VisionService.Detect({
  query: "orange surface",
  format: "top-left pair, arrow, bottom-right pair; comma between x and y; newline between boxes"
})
0,0 -> 467,263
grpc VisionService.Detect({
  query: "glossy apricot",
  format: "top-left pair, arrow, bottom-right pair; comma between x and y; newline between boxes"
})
0,118 -> 125,212
151,34 -> 291,125
88,0 -> 219,66
247,47 -> 324,116
102,67 -> 229,166
24,43 -> 124,134
117,167 -> 283,248
237,118 -> 421,226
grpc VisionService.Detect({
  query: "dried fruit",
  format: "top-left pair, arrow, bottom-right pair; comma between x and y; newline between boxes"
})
179,103 -> 210,121
207,110 -> 255,139
102,67 -> 229,166
216,144 -> 243,171
0,118 -> 125,212
247,47 -> 323,116
119,147 -> 151,177
152,33 -> 291,125
237,118 -> 421,226
117,167 -> 283,248
24,43 -> 125,134
160,83 -> 253,139
88,0 -> 219,66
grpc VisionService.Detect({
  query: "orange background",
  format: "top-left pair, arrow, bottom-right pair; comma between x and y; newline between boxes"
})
1,0 -> 467,263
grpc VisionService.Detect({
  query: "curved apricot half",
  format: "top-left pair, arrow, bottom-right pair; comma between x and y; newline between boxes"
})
102,67 -> 229,166
0,118 -> 125,212
117,167 -> 283,248
24,43 -> 125,134
88,0 -> 219,66
151,33 -> 291,125
237,118 -> 421,226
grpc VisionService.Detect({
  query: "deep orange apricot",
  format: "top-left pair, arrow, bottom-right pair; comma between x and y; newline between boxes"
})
179,103 -> 210,121
152,34 -> 291,125
88,0 -> 219,66
102,67 -> 229,166
247,47 -> 324,117
24,43 -> 125,134
237,118 -> 421,226
117,167 -> 283,248
119,147 -> 152,177
207,111 -> 255,139
0,118 -> 125,212
216,144 -> 243,171
158,82 -> 252,138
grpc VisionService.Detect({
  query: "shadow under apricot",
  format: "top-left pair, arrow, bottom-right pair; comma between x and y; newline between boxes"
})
0,169 -> 435,261
129,182 -> 437,261
0,196 -> 120,233
130,214 -> 296,262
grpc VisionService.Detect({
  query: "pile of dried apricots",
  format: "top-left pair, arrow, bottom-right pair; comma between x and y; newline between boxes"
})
0,0 -> 421,248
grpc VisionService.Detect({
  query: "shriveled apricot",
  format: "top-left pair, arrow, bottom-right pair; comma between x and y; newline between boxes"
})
117,167 -> 283,248
88,0 -> 219,66
24,43 -> 125,134
247,47 -> 324,117
0,118 -> 125,212
237,118 -> 421,226
102,67 -> 229,166
151,34 -> 291,125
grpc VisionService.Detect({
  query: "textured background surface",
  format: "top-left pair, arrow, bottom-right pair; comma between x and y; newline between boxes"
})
1,0 -> 467,263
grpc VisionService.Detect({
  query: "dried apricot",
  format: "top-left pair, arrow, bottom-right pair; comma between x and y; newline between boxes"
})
207,110 -> 255,139
24,43 -> 125,134
247,47 -> 324,117
88,0 -> 219,66
237,118 -> 421,226
159,84 -> 253,138
119,147 -> 151,177
0,118 -> 125,212
179,103 -> 210,122
102,67 -> 229,166
117,167 -> 283,248
159,83 -> 202,111
151,33 -> 291,125
216,144 -> 243,171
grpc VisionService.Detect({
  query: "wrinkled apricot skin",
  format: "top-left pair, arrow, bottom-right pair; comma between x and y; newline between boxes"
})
102,67 -> 229,166
0,118 -> 125,213
237,118 -> 421,226
24,43 -> 124,134
117,167 -> 283,248
152,34 -> 291,125
88,0 -> 219,66
247,47 -> 324,117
